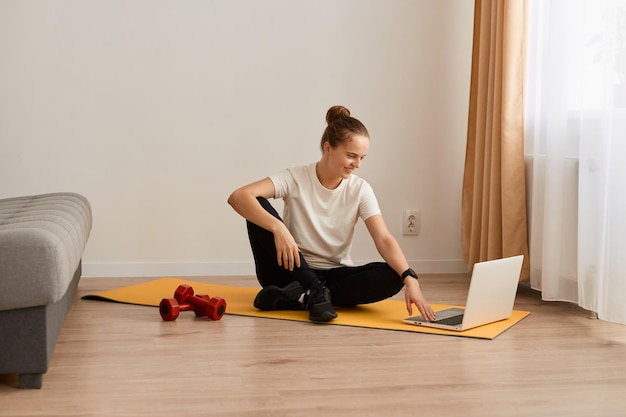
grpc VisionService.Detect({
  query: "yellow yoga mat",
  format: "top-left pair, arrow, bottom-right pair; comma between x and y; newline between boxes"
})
82,277 -> 530,340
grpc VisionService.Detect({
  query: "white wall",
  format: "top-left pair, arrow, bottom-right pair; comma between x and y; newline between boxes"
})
0,0 -> 474,277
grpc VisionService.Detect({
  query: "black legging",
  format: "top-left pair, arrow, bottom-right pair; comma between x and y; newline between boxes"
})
246,197 -> 404,307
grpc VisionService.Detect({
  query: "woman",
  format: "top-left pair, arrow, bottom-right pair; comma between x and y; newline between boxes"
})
228,105 -> 435,323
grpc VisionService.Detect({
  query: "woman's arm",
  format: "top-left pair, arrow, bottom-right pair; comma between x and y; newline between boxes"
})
227,178 -> 301,271
364,214 -> 436,321
227,178 -> 278,231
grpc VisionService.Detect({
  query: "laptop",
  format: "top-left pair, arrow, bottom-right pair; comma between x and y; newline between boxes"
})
403,255 -> 524,331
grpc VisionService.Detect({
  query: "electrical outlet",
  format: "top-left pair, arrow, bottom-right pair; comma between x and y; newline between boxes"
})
402,209 -> 420,236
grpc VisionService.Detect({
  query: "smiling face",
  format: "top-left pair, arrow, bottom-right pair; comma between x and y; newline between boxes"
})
318,134 -> 369,188
317,106 -> 371,188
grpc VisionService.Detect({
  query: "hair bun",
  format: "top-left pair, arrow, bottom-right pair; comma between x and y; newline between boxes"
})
326,105 -> 351,124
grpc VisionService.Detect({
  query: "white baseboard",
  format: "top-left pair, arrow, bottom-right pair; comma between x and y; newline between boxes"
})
82,262 -> 256,278
82,259 -> 468,278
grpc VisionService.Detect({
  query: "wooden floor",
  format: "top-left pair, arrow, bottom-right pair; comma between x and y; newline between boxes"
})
1,274 -> 626,417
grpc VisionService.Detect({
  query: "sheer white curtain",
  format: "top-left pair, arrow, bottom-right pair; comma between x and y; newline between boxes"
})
525,0 -> 626,325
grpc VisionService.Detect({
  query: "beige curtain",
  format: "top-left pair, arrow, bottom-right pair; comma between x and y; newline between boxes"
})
462,0 -> 530,280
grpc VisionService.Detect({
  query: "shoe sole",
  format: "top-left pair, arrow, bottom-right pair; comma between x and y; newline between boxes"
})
309,310 -> 338,322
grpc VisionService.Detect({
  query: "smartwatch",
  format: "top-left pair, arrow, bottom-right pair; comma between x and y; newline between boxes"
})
401,268 -> 418,282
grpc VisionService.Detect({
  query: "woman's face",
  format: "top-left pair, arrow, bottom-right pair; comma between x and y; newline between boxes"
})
324,134 -> 370,179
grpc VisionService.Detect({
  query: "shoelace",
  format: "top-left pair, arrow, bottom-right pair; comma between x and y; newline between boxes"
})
309,286 -> 329,305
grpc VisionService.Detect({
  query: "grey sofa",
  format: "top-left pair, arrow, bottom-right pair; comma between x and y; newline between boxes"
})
0,192 -> 92,388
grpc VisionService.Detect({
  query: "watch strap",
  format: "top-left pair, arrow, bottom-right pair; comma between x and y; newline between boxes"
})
401,268 -> 418,281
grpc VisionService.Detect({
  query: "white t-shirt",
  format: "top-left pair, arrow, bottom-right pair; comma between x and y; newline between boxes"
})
269,162 -> 381,269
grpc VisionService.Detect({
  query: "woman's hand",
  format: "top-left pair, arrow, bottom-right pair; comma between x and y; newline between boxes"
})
273,223 -> 301,271
404,278 -> 436,321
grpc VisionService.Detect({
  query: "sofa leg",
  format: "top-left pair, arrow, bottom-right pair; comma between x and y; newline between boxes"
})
19,373 -> 42,389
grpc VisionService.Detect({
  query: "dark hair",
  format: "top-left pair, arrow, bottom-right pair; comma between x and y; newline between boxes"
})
320,105 -> 369,151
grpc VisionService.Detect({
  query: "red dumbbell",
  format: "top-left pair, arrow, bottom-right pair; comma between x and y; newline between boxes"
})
190,294 -> 227,321
159,284 -> 195,321
176,285 -> 226,321
160,284 -> 226,321
159,298 -> 195,321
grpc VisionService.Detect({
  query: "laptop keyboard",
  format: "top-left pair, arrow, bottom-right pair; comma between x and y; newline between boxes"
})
434,314 -> 464,326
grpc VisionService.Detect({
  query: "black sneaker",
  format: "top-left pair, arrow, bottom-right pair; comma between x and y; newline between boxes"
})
253,281 -> 305,311
306,283 -> 337,322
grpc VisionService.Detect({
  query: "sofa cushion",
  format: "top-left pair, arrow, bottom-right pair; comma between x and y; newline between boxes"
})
0,193 -> 92,311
